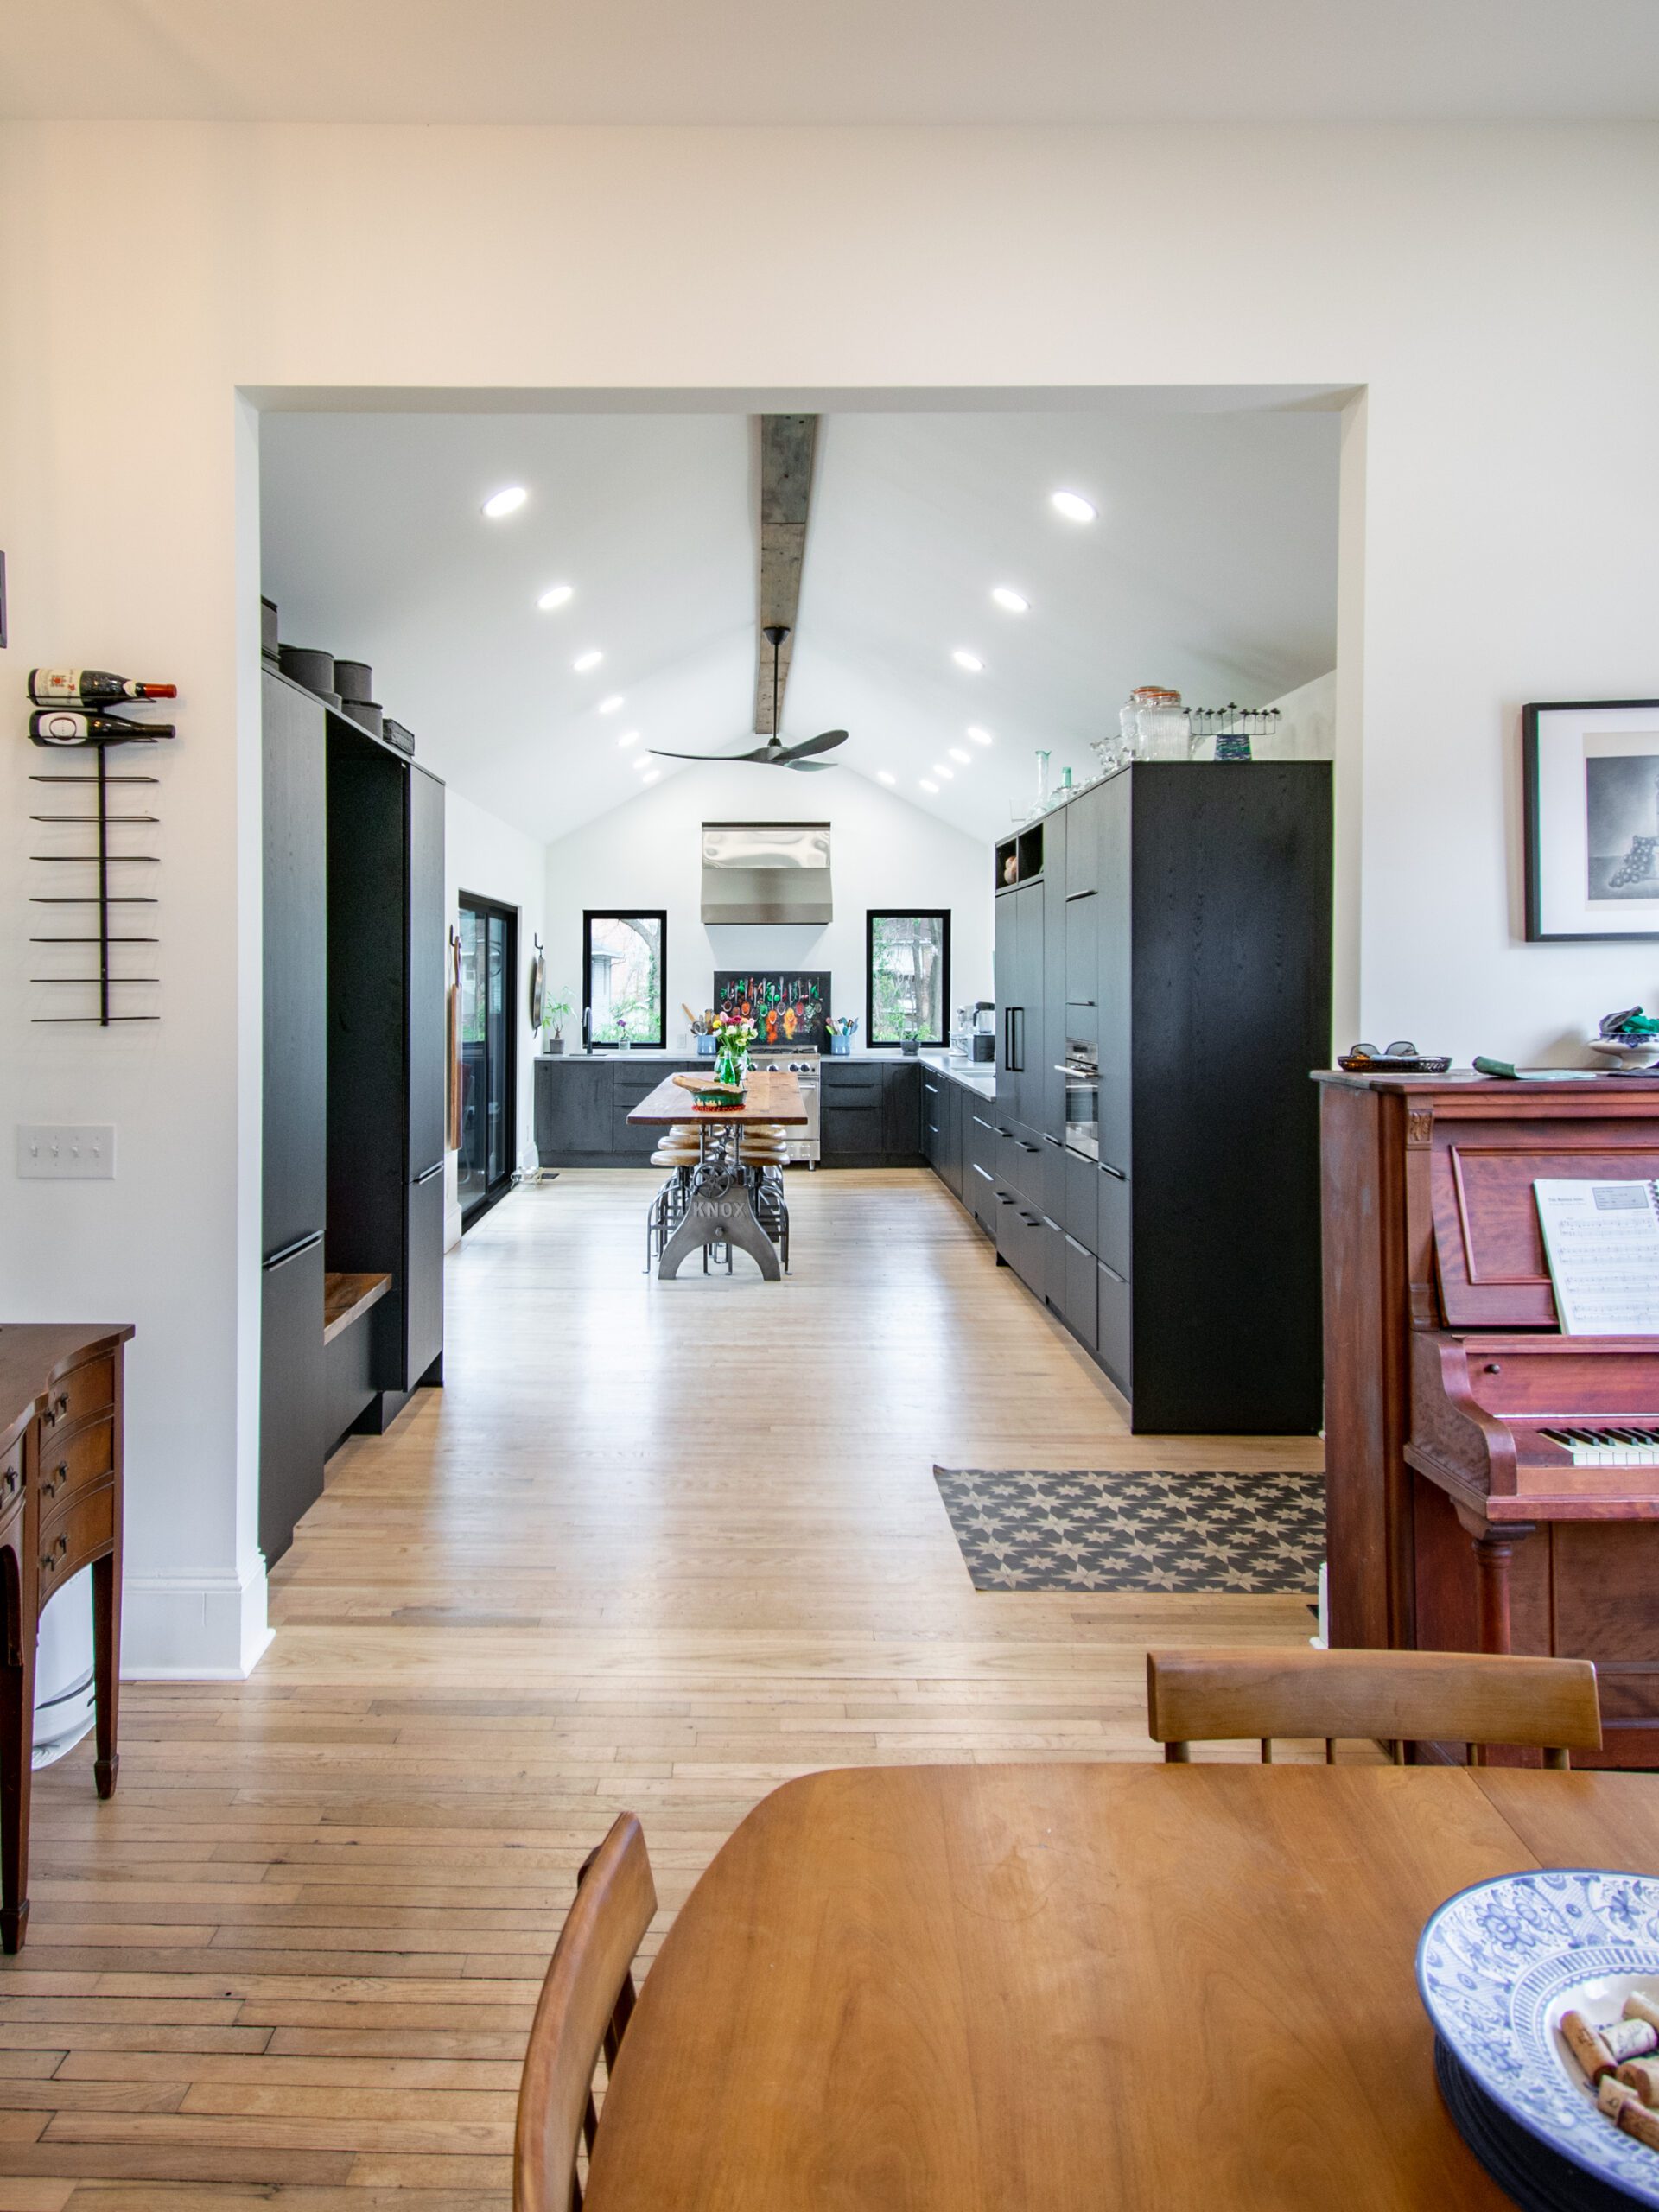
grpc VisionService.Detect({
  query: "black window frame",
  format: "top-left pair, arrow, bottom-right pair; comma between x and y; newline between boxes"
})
865,909 -> 952,1049
456,890 -> 519,1228
582,908 -> 669,1049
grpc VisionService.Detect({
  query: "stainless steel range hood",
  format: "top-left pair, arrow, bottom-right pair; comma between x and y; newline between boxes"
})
702,823 -> 832,925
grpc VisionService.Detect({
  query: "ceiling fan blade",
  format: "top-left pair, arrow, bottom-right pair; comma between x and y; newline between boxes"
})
647,744 -> 773,761
785,758 -> 836,772
779,728 -> 849,760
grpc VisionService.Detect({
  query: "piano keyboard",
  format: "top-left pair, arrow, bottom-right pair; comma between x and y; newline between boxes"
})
1541,1426 -> 1659,1466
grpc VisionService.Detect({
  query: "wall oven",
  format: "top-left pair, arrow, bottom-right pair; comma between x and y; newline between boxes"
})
1058,1048 -> 1100,1160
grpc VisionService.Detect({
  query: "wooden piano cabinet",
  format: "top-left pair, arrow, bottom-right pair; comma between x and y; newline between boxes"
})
1319,1069 -> 1659,1770
0,1324 -> 132,1951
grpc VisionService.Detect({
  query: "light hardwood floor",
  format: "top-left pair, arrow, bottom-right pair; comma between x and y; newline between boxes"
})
2,1168 -> 1321,2209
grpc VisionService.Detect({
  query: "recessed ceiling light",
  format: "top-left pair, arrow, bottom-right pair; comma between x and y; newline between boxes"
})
597,695 -> 624,715
991,586 -> 1029,613
1051,489 -> 1096,524
537,582 -> 574,610
573,650 -> 603,672
876,770 -> 896,785
641,769 -> 661,785
482,486 -> 528,518
966,725 -> 994,746
952,649 -> 983,673
932,764 -> 954,780
950,747 -> 971,765
918,779 -> 938,795
618,729 -> 641,748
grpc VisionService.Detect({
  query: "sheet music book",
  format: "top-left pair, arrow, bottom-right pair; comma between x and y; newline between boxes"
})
1534,1179 -> 1659,1335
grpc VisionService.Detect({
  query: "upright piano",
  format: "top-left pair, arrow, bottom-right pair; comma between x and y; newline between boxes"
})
1319,1070 -> 1659,1768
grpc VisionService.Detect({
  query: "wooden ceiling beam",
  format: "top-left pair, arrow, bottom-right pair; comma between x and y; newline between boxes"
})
753,414 -> 817,735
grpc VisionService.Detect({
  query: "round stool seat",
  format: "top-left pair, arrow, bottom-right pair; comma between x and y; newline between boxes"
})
652,1148 -> 699,1165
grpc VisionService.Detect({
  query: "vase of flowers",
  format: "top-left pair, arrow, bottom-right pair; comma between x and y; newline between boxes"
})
709,1007 -> 757,1090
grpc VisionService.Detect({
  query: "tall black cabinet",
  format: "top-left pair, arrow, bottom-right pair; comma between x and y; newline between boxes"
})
260,668 -> 447,1566
260,673 -> 327,1567
990,763 -> 1332,1433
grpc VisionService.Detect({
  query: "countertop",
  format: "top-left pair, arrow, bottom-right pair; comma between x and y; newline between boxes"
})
535,1045 -> 998,1099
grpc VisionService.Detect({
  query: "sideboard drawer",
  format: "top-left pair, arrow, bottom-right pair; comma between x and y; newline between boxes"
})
39,1356 -> 115,1440
38,1481 -> 115,1592
37,1417 -> 113,1519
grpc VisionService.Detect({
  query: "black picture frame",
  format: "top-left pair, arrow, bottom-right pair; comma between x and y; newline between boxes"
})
1523,699 -> 1659,942
713,971 -> 830,1050
866,910 -> 952,1048
582,908 -> 668,1046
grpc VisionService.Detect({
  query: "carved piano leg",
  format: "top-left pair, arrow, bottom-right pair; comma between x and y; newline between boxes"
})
1455,1508 -> 1536,1656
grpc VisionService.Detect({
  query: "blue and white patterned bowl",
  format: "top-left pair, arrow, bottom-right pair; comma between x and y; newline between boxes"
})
1418,1870 -> 1659,2204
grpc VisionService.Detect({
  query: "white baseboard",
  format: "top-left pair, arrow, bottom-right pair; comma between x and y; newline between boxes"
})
121,1562 -> 273,1680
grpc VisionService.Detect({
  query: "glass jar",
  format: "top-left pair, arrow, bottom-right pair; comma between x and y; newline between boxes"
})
714,1041 -> 747,1090
1135,688 -> 1190,761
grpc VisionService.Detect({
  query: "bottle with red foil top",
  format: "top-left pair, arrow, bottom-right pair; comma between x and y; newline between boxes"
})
29,709 -> 176,746
28,668 -> 177,707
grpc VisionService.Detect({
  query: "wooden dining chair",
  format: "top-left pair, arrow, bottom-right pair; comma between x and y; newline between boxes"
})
514,1812 -> 658,2212
1145,1647 -> 1602,1768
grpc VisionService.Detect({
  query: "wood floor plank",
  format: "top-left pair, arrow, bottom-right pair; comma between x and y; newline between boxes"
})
1,1170 -> 1320,2198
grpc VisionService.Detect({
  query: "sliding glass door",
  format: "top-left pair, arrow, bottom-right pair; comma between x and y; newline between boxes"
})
457,894 -> 517,1224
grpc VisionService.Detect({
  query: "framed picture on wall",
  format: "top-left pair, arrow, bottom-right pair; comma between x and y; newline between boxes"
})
1524,699 -> 1659,940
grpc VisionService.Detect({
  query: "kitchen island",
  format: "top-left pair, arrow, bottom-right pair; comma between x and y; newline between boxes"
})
627,1067 -> 806,1280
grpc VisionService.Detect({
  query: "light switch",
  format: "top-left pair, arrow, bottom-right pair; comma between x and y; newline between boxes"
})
16,1125 -> 116,1179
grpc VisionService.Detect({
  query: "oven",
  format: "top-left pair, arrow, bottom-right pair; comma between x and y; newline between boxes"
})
749,1048 -> 820,1166
1058,1050 -> 1100,1160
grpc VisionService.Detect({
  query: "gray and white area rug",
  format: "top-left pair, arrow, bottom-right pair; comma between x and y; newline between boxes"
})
931,1466 -> 1325,1594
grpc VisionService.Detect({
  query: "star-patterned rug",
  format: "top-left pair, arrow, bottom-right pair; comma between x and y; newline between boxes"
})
931,1466 -> 1325,1594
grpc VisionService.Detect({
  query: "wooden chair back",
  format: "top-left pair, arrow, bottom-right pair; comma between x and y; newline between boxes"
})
514,1813 -> 657,2212
1146,1647 -> 1601,1769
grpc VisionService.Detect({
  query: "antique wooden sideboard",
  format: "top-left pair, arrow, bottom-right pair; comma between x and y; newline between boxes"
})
0,1322 -> 132,1950
1319,1071 -> 1659,1766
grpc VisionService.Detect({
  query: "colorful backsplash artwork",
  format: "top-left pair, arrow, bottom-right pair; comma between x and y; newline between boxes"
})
713,972 -> 830,1049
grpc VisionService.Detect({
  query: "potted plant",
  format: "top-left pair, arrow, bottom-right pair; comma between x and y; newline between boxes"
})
899,1025 -> 921,1057
542,992 -> 573,1056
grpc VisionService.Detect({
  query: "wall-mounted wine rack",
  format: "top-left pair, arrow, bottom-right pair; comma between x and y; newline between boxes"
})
29,743 -> 162,1025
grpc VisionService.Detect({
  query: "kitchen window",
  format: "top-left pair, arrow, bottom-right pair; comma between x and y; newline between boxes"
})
866,911 -> 951,1048
583,910 -> 667,1048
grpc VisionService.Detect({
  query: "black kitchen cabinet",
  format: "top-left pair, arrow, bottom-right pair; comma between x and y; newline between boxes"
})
613,1065 -> 673,1156
821,1058 -> 924,1166
536,1058 -> 620,1161
261,670 -> 447,1554
884,1061 -> 921,1155
963,762 -> 1331,1432
921,1072 -> 945,1170
327,726 -> 448,1411
260,670 -> 327,1566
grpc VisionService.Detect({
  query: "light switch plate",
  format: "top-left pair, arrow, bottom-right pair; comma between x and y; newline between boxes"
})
16,1125 -> 116,1179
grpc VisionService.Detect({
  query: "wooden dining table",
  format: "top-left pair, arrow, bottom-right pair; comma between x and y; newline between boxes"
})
626,1066 -> 806,1281
584,1759 -> 1659,2210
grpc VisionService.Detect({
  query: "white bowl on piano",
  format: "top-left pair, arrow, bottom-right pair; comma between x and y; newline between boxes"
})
1589,1036 -> 1659,1072
1419,1869 -> 1659,2202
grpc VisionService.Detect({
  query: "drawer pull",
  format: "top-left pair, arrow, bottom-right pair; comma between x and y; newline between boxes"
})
2,1467 -> 17,1499
41,1464 -> 68,1503
42,1390 -> 70,1428
40,1532 -> 68,1573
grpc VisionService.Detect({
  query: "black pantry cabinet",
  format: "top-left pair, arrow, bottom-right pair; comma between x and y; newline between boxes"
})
979,762 -> 1332,1433
260,668 -> 447,1567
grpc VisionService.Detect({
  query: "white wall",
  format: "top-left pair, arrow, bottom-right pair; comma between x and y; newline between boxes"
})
3,120 -> 1657,1671
544,767 -> 992,1047
444,790 -> 548,1246
1264,671 -> 1338,762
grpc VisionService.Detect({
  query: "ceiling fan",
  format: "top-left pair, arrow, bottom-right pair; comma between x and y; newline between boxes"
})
650,626 -> 848,772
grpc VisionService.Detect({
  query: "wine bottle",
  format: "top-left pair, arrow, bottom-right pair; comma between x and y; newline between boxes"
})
28,668 -> 177,706
29,709 -> 177,746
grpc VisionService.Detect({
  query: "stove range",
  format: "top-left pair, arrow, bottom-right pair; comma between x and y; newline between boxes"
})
749,1046 -> 820,1166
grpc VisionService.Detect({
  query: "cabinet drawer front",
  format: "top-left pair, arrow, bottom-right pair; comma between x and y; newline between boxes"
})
39,1354 -> 115,1440
1097,1261 -> 1132,1394
1064,1235 -> 1098,1352
0,1433 -> 22,1517
37,1415 -> 113,1519
1097,1164 -> 1131,1281
39,1481 -> 116,1591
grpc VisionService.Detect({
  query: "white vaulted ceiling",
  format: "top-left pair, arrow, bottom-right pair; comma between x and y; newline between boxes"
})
5,0 -> 1659,122
259,402 -> 1339,843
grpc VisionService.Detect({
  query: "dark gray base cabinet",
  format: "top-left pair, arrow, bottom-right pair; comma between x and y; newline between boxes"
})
533,1056 -> 926,1168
